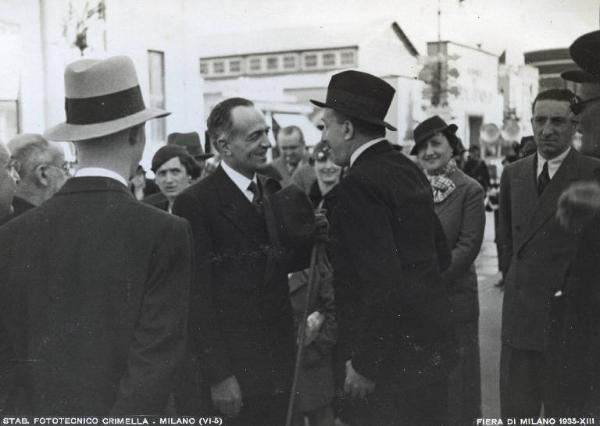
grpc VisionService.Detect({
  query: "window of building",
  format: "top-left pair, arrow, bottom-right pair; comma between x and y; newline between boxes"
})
148,50 -> 166,142
304,54 -> 317,68
340,50 -> 356,66
322,52 -> 336,67
0,100 -> 19,143
229,59 -> 242,73
267,56 -> 279,71
249,57 -> 261,72
200,60 -> 209,75
212,61 -> 225,74
283,55 -> 297,69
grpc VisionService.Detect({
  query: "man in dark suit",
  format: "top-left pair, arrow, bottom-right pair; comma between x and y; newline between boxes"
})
498,88 -> 600,418
0,56 -> 192,415
311,70 -> 456,425
173,97 -> 315,425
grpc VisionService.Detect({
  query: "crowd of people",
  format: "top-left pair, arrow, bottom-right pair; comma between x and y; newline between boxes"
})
1,28 -> 600,426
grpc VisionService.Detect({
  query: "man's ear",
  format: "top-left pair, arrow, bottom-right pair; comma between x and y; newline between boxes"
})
344,120 -> 355,141
35,165 -> 50,187
215,137 -> 230,156
128,126 -> 140,146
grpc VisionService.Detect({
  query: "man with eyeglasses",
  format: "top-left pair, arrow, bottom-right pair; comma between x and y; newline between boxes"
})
3,134 -> 70,221
0,143 -> 19,224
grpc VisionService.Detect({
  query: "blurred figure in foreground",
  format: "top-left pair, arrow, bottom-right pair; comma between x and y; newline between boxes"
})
413,116 -> 485,425
0,56 -> 191,415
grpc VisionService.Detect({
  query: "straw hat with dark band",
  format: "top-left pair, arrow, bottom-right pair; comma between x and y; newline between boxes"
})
44,56 -> 170,141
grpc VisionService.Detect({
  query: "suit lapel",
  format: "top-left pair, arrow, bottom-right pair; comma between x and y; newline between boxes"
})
213,167 -> 265,242
517,150 -> 579,252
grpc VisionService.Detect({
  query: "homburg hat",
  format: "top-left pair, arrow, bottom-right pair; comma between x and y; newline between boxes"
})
167,132 -> 214,160
310,70 -> 397,131
45,56 -> 170,141
410,115 -> 458,155
569,30 -> 600,78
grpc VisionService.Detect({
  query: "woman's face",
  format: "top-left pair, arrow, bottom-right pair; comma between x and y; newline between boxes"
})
416,133 -> 454,173
314,157 -> 341,186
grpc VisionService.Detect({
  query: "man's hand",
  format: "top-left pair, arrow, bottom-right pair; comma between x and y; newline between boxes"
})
210,375 -> 243,418
344,360 -> 375,399
303,311 -> 325,346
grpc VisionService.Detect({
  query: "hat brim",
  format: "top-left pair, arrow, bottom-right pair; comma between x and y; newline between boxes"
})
44,107 -> 170,141
561,69 -> 599,84
570,31 -> 600,77
409,123 -> 458,155
194,153 -> 214,160
310,99 -> 397,131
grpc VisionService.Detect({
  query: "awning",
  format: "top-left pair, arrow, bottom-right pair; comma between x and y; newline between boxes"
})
272,113 -> 322,146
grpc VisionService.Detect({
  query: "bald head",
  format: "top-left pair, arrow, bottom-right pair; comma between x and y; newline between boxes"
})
9,134 -> 68,205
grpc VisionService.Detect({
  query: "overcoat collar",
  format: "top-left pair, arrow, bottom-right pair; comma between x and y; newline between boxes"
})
55,176 -> 132,197
433,168 -> 469,216
350,139 -> 393,168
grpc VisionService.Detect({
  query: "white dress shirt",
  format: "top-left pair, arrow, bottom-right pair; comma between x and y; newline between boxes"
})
221,160 -> 257,203
536,147 -> 571,180
350,138 -> 386,167
75,167 -> 128,187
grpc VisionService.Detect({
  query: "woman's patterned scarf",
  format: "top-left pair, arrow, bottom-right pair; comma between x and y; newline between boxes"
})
426,159 -> 458,204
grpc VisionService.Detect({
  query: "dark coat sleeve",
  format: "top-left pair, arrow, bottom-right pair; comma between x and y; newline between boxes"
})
441,182 -> 485,284
498,166 -> 513,276
172,192 -> 234,386
111,218 -> 192,415
0,318 -> 16,414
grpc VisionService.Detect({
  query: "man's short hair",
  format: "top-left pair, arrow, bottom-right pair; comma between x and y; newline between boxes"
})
278,125 -> 305,145
532,89 -> 580,113
332,110 -> 386,138
206,97 -> 254,149
9,135 -> 60,180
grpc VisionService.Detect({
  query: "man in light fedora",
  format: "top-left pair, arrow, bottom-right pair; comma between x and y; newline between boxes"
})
312,70 -> 456,425
0,56 -> 192,415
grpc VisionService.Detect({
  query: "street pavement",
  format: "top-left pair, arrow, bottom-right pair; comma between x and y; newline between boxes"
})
475,211 -> 504,418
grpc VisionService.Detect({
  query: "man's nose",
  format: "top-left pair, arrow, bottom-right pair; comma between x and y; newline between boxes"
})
259,135 -> 271,148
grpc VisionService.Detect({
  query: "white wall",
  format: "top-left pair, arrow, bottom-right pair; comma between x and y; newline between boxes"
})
358,25 -> 419,78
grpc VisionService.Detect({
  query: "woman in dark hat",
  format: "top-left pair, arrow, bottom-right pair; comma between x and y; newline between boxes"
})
307,141 -> 343,212
144,145 -> 200,213
413,115 -> 486,426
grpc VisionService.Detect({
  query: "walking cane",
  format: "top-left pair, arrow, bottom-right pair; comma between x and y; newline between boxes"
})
285,241 -> 324,426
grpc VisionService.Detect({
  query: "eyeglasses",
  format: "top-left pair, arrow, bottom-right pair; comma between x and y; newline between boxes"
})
43,162 -> 74,177
570,95 -> 600,115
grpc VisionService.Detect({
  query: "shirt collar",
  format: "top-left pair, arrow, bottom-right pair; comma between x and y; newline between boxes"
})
537,147 -> 571,178
350,138 -> 386,167
221,160 -> 257,199
75,167 -> 128,186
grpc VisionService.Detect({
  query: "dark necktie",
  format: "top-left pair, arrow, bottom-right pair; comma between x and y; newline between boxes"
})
247,181 -> 263,213
537,161 -> 550,195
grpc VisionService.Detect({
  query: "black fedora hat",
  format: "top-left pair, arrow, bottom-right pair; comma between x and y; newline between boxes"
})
570,30 -> 600,77
410,115 -> 458,155
167,132 -> 214,160
310,70 -> 397,131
